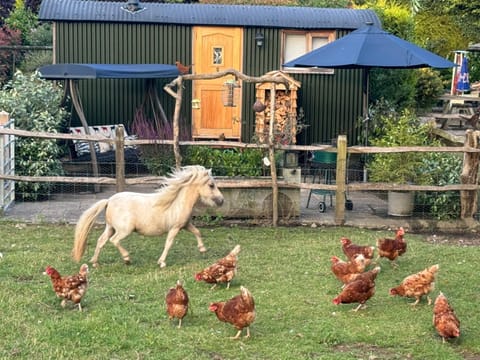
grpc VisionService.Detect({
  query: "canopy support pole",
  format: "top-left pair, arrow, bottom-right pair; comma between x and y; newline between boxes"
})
68,80 -> 100,193
362,69 -> 370,182
148,79 -> 169,127
362,69 -> 369,143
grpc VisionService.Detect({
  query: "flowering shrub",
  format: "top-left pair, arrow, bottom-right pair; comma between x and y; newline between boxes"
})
0,71 -> 69,200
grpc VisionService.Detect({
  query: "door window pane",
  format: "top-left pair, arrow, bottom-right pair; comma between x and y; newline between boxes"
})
213,47 -> 223,65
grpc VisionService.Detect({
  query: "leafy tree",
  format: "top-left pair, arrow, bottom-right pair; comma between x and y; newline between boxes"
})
358,1 -> 418,109
100,0 -> 200,2
0,0 -> 15,24
297,0 -> 352,6
414,68 -> 445,110
4,0 -> 37,44
447,0 -> 480,41
0,25 -> 21,83
186,0 -> 294,4
24,0 -> 41,13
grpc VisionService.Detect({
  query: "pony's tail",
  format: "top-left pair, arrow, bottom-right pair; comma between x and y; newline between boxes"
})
72,199 -> 109,262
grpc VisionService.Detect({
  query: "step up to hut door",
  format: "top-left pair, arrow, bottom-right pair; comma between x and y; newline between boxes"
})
254,71 -> 301,144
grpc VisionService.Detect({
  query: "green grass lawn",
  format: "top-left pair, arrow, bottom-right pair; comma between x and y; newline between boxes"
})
0,222 -> 478,359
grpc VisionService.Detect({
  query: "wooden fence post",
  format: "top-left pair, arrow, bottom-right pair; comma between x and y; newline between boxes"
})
460,130 -> 480,219
335,135 -> 347,225
268,83 -> 278,226
115,125 -> 126,193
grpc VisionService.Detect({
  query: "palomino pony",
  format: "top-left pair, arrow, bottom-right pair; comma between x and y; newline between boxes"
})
72,165 -> 224,268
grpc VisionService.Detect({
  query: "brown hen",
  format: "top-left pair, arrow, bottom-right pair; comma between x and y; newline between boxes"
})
175,61 -> 192,74
354,266 -> 381,283
44,264 -> 89,311
209,286 -> 256,339
341,237 -> 375,266
195,244 -> 240,289
433,292 -> 460,343
165,280 -> 189,328
330,254 -> 366,285
389,264 -> 439,306
376,227 -> 407,266
332,266 -> 379,311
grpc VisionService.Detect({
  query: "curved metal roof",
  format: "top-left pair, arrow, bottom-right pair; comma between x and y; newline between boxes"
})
39,0 -> 381,30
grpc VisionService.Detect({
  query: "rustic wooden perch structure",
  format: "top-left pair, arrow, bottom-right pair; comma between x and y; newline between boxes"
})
164,69 -> 291,226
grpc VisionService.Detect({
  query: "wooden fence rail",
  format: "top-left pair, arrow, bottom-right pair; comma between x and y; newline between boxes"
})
1,126 -> 479,224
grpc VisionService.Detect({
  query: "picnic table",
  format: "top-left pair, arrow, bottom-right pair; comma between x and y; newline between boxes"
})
430,113 -> 465,129
438,94 -> 479,114
429,94 -> 480,129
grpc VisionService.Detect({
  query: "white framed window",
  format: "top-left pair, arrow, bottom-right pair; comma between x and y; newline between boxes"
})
282,30 -> 336,74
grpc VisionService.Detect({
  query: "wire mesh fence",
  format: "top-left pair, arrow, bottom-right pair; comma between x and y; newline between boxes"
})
0,124 -> 477,225
4,155 -> 467,224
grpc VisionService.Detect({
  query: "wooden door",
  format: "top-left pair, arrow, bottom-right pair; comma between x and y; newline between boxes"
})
192,27 -> 243,140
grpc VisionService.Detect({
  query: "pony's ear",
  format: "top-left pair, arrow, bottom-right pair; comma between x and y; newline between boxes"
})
207,168 -> 213,176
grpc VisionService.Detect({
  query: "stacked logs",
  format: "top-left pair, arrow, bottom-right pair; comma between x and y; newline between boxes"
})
255,89 -> 297,144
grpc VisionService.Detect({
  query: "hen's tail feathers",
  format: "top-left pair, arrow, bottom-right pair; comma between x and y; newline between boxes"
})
79,264 -> 89,276
230,245 -> 241,256
72,199 -> 109,262
429,264 -> 440,273
240,286 -> 254,305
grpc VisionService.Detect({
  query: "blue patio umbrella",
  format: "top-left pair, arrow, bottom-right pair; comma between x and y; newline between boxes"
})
283,23 -> 455,69
283,23 -> 456,123
456,56 -> 470,93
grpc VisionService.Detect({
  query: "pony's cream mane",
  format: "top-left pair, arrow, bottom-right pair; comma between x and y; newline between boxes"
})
154,165 -> 211,209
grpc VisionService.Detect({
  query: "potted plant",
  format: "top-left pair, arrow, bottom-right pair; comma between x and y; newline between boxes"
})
367,108 -> 436,216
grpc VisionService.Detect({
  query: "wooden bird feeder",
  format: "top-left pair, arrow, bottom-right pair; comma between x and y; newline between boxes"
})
222,79 -> 241,107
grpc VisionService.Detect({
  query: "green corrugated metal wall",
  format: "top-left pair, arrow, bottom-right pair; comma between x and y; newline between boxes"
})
241,27 -> 281,143
55,23 -> 363,145
241,28 -> 364,145
55,22 -> 192,133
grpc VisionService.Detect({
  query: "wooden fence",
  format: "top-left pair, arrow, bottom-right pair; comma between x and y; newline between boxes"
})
1,123 -> 480,225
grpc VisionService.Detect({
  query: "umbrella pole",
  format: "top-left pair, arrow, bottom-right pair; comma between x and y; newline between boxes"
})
362,69 -> 369,182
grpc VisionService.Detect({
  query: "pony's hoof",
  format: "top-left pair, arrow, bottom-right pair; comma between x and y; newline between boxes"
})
92,262 -> 99,268
123,258 -> 131,265
198,246 -> 207,253
159,262 -> 167,268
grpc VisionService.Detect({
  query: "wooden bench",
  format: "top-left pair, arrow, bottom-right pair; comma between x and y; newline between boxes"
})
423,113 -> 465,129
63,125 -> 145,177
